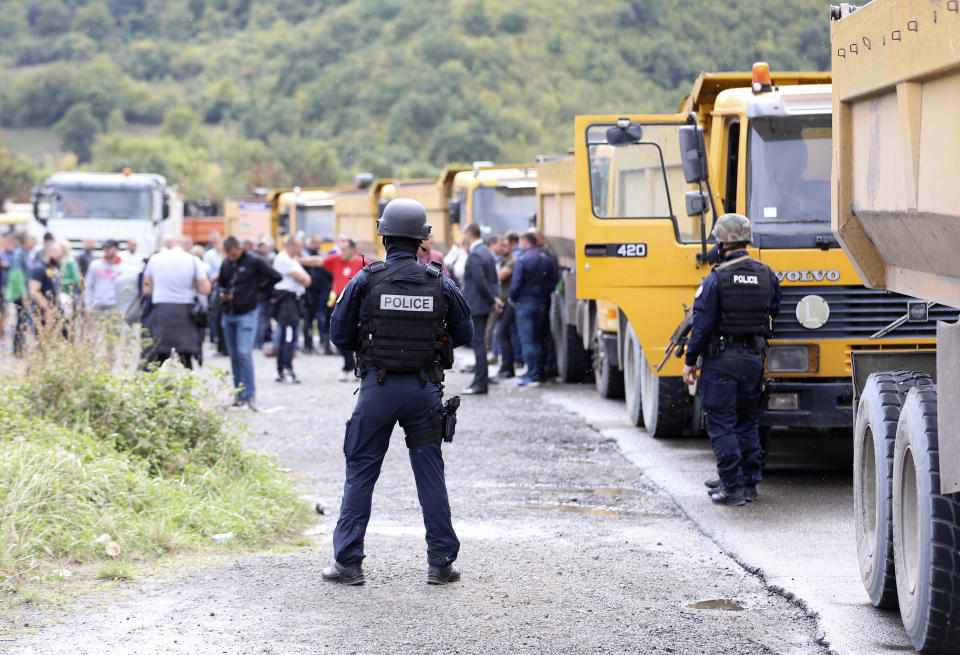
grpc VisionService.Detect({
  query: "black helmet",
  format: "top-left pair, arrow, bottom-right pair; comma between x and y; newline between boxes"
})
377,198 -> 432,240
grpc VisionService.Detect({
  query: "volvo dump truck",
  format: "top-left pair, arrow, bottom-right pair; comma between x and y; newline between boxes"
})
32,171 -> 182,257
832,2 -> 960,652
564,67 -> 953,438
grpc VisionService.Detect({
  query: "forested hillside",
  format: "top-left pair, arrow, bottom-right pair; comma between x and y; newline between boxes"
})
0,0 -> 830,199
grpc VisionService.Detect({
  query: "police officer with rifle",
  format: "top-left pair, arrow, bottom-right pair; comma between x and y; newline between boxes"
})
322,198 -> 474,586
681,214 -> 781,506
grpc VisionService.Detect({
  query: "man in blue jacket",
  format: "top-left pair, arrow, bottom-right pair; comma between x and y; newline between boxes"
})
508,231 -> 558,387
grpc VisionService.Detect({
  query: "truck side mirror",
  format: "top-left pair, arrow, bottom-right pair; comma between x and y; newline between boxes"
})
678,125 -> 709,183
278,211 -> 290,235
162,190 -> 170,221
685,191 -> 710,217
448,198 -> 461,225
606,120 -> 644,146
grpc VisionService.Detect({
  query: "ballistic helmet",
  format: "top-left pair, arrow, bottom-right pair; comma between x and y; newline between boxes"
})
377,198 -> 432,240
711,213 -> 752,244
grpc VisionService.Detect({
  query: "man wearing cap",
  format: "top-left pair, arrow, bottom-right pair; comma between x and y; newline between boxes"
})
84,239 -> 125,318
321,198 -> 473,587
682,214 -> 781,506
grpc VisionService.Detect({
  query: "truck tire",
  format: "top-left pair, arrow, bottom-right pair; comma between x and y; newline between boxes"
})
855,371 -> 933,610
551,294 -> 589,383
639,348 -> 690,438
623,323 -> 644,427
893,386 -> 960,654
592,331 -> 624,399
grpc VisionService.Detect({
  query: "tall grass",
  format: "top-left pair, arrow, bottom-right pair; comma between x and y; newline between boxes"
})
0,312 -> 307,589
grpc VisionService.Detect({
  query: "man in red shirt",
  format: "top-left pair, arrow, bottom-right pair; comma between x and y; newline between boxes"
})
322,237 -> 363,380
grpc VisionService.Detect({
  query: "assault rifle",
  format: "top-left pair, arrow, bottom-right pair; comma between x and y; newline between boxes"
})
656,304 -> 694,372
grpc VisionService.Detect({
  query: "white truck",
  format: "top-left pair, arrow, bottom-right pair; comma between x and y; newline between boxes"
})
831,1 -> 960,652
32,171 -> 183,258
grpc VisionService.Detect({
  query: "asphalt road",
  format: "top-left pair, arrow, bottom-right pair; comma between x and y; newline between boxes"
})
542,381 -> 918,655
1,347 -> 828,655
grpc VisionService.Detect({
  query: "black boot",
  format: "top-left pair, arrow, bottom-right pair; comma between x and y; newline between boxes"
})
710,487 -> 746,506
427,563 -> 461,585
744,484 -> 758,502
322,561 -> 365,585
704,478 -> 721,489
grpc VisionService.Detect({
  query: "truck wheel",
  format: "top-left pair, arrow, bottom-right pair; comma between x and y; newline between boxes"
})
592,331 -> 624,399
623,323 -> 644,427
639,348 -> 690,438
855,371 -> 933,610
893,386 -> 960,654
551,294 -> 589,383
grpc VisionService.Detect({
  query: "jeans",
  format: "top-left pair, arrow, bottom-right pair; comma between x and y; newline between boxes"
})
303,296 -> 331,352
277,321 -> 299,374
515,301 -> 548,381
255,297 -> 272,349
222,310 -> 258,400
470,314 -> 489,390
495,302 -> 517,373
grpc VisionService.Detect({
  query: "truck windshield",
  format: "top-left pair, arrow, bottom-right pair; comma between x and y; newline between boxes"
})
51,188 -> 151,221
298,205 -> 334,241
586,122 -> 700,242
746,115 -> 832,248
472,186 -> 536,235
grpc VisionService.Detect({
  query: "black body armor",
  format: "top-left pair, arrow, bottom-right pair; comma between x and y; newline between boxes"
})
359,260 -> 446,380
715,257 -> 774,338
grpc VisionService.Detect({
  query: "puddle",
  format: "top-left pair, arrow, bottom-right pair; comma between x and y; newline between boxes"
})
520,503 -> 618,516
685,599 -> 744,611
532,486 -> 642,496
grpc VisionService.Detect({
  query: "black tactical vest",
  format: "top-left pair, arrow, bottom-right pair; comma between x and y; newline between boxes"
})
359,260 -> 445,375
715,256 -> 774,337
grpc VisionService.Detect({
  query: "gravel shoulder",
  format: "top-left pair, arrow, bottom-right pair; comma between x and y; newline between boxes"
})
2,350 -> 828,654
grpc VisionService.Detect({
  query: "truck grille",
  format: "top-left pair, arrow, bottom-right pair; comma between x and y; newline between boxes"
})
772,285 -> 959,339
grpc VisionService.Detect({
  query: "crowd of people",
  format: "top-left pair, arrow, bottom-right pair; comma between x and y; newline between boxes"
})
0,221 -> 560,409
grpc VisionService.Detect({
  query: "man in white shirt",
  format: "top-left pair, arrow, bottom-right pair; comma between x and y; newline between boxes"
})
141,236 -> 211,369
272,235 -> 311,383
121,237 -> 145,273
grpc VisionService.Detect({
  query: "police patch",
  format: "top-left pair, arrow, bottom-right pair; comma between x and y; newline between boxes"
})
380,294 -> 434,312
733,274 -> 759,284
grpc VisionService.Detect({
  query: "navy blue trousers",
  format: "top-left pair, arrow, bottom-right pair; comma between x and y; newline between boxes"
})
333,372 -> 459,567
700,345 -> 764,490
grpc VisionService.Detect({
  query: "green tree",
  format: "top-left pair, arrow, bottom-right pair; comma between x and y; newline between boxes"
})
0,1 -> 29,39
73,1 -> 116,42
32,0 -> 71,35
0,144 -> 38,205
53,103 -> 102,162
161,105 -> 204,143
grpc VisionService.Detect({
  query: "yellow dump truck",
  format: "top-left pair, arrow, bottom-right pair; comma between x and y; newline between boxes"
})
447,163 -> 537,244
270,187 -> 337,244
564,66 -> 952,438
224,196 -> 272,243
831,2 -> 960,651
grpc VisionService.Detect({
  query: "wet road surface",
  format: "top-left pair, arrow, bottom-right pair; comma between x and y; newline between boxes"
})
1,349 -> 827,654
544,383 -> 917,655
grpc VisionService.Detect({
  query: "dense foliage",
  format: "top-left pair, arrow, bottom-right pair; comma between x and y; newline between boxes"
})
0,320 -> 307,587
0,0 -> 830,198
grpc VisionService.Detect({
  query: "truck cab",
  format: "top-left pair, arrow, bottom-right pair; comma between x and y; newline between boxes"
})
566,67 -> 953,437
32,171 -> 181,258
447,163 -> 538,244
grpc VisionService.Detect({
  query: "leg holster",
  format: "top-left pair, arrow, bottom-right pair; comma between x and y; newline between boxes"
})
403,396 -> 461,449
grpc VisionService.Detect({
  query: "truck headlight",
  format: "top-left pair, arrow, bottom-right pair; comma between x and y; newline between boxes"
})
766,345 -> 818,373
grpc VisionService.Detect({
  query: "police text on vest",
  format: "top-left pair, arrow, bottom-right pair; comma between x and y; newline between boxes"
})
733,274 -> 759,284
380,294 -> 434,312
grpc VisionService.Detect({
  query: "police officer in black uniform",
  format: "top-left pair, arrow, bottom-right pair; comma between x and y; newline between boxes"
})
322,198 -> 474,586
682,214 -> 781,506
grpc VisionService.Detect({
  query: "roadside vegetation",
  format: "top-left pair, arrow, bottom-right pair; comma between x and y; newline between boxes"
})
0,319 -> 308,593
0,0 -> 830,200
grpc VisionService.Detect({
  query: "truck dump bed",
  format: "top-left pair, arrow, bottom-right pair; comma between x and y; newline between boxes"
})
831,0 -> 960,309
